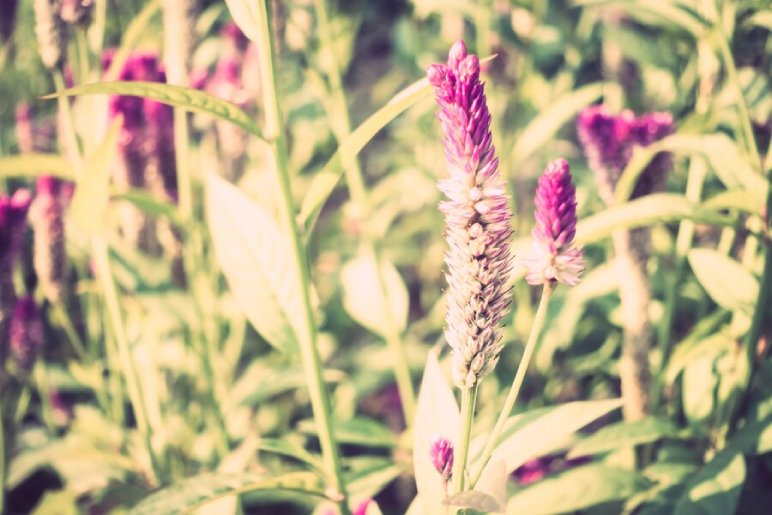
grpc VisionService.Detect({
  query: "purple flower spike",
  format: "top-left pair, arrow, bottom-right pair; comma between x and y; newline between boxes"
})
429,436 -> 454,481
525,158 -> 584,287
428,39 -> 514,389
0,189 -> 32,260
10,295 -> 44,373
577,106 -> 673,203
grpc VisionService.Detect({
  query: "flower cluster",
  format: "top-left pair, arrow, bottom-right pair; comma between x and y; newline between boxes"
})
524,158 -> 584,287
577,105 -> 673,204
30,176 -> 71,304
428,39 -> 513,390
0,189 -> 32,360
9,295 -> 44,373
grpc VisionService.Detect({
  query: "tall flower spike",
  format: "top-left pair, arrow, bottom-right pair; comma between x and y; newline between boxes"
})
0,190 -> 32,358
428,40 -> 514,389
525,159 -> 584,286
30,177 -> 68,304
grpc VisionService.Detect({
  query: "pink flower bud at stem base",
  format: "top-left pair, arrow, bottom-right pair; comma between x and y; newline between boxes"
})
430,436 -> 455,481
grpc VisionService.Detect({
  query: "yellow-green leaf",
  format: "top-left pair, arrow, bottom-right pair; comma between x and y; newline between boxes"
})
0,154 -> 76,180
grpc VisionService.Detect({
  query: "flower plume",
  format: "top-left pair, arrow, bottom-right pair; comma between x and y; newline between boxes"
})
428,39 -> 513,390
525,158 -> 584,286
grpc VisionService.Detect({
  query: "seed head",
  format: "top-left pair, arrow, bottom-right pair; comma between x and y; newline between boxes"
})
524,159 -> 584,286
428,40 -> 513,389
33,0 -> 65,70
30,177 -> 68,304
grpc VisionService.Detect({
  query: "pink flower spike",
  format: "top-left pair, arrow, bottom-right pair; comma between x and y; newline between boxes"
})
428,39 -> 514,390
525,158 -> 584,287
429,436 -> 454,481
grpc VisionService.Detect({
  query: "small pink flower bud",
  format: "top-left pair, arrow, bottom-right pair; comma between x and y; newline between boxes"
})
429,436 -> 454,481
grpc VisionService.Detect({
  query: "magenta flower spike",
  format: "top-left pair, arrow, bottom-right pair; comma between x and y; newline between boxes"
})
10,295 -> 44,373
525,158 -> 584,287
577,105 -> 673,203
428,40 -> 513,389
429,436 -> 454,481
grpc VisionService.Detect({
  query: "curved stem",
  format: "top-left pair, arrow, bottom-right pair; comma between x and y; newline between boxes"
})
470,282 -> 555,488
255,3 -> 349,512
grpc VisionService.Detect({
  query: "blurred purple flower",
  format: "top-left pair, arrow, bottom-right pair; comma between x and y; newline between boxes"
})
9,295 -> 44,373
524,158 -> 584,286
30,176 -> 69,303
0,189 -> 32,263
429,436 -> 454,481
513,454 -> 592,486
577,106 -> 673,203
428,39 -> 513,390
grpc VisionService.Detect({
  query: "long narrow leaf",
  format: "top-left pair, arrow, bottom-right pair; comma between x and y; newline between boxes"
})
44,82 -> 264,138
0,154 -> 76,180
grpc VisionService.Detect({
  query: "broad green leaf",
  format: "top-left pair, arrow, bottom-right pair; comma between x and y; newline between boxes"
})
567,418 -> 680,458
128,471 -> 327,515
113,189 -> 183,227
70,118 -> 122,235
222,0 -> 261,43
341,253 -> 409,337
31,490 -> 79,515
0,154 -> 75,180
744,10 -> 772,30
299,78 -> 432,233
506,465 -> 647,515
103,0 -> 161,81
446,459 -> 507,513
474,399 -> 623,474
673,451 -> 745,515
665,331 -> 734,385
413,350 -> 459,515
687,248 -> 759,315
298,417 -> 397,448
445,490 -> 502,513
206,174 -> 303,355
683,352 -> 721,425
45,82 -> 263,138
574,194 -> 734,246
511,82 -> 608,164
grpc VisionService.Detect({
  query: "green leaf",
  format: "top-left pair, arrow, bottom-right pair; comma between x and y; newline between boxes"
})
445,490 -> 503,513
473,399 -> 623,474
222,0 -> 262,43
744,10 -> 772,30
727,416 -> 772,455
687,248 -> 759,315
567,418 -> 680,458
506,465 -> 648,515
128,471 -> 327,515
103,0 -> 161,81
113,189 -> 183,227
673,451 -> 745,515
574,194 -> 735,246
206,174 -> 303,355
298,417 -> 397,448
256,438 -> 322,471
44,82 -> 263,138
413,350 -> 459,515
0,154 -> 76,180
345,457 -> 402,500
665,331 -> 735,385
511,82 -> 608,164
701,189 -> 764,216
341,253 -> 409,337
70,118 -> 122,235
31,490 -> 79,515
576,0 -> 709,38
614,143 -> 661,203
299,78 -> 432,234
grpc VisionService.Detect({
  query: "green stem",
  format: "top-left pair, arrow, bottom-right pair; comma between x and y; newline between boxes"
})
52,71 -> 83,171
714,14 -> 762,174
314,0 -> 416,426
92,239 -> 160,483
255,3 -> 349,512
470,282 -> 555,488
450,384 -> 478,508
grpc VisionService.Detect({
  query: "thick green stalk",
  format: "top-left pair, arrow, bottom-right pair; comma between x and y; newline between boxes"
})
314,0 -> 416,426
254,3 -> 349,512
450,384 -> 478,512
470,283 -> 555,488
